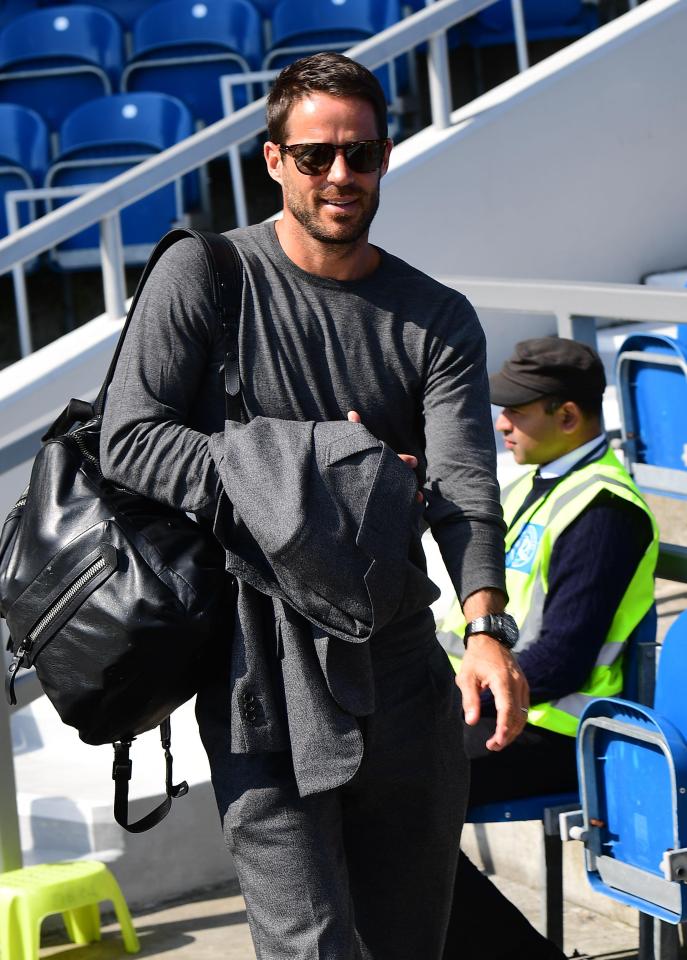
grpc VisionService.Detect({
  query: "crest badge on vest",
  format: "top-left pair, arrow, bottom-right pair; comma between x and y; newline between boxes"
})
506,523 -> 544,574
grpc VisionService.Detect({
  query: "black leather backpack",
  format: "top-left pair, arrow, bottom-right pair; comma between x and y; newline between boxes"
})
0,228 -> 242,832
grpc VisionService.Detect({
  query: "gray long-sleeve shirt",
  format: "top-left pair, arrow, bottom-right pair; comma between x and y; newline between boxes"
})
100,222 -> 505,608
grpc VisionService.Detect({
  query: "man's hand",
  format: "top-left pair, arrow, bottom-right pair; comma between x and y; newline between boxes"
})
458,588 -> 529,750
347,410 -> 423,502
456,634 -> 529,750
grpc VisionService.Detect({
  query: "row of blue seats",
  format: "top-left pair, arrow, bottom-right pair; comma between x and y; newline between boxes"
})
0,95 -> 194,264
0,0 -> 601,138
0,0 -> 279,30
0,0 -> 406,132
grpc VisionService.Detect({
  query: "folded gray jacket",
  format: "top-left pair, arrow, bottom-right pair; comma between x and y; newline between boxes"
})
209,417 -> 440,642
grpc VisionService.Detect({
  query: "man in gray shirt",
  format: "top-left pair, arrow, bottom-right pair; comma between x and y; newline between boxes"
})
101,52 -> 528,960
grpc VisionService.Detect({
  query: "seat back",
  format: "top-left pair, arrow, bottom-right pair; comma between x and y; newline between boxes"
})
265,0 -> 402,110
125,0 -> 262,123
654,609 -> 687,736
0,4 -> 123,80
39,0 -> 159,30
0,101 -> 49,180
47,92 -> 193,265
58,91 -> 193,157
616,333 -> 687,499
131,0 -> 262,67
0,102 -> 49,238
0,4 -> 124,130
270,0 -> 399,49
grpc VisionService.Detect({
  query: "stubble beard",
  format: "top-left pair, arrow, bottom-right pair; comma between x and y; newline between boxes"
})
284,180 -> 381,246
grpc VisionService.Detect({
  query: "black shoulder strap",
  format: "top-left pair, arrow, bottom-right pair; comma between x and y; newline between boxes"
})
108,229 -> 243,834
42,227 -> 226,440
194,230 -> 244,422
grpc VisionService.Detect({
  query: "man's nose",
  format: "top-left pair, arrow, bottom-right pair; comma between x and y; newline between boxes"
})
495,410 -> 511,432
327,149 -> 355,184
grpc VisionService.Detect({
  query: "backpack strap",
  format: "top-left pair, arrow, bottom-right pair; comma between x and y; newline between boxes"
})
43,227 -> 243,439
112,718 -> 188,833
109,229 -> 244,834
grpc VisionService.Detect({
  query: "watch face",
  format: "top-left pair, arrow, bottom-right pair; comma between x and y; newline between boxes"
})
495,614 -> 519,647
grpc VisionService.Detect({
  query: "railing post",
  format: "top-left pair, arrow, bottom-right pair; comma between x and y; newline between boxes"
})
0,626 -> 22,873
556,313 -> 598,352
6,194 -> 33,357
426,0 -> 452,131
221,78 -> 250,228
511,0 -> 529,72
99,213 -> 127,322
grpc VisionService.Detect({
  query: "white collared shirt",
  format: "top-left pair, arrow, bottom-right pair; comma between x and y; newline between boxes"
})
538,434 -> 607,480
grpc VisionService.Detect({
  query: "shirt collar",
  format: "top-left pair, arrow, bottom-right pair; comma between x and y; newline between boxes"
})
538,434 -> 607,479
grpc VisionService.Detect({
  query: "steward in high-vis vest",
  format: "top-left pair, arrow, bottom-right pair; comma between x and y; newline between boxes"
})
441,337 -> 659,960
439,442 -> 658,736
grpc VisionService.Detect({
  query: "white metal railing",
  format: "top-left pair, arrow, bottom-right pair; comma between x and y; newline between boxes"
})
441,276 -> 687,342
0,0 -> 526,357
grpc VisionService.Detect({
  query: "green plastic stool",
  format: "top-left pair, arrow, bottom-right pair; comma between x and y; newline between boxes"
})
0,860 -> 140,960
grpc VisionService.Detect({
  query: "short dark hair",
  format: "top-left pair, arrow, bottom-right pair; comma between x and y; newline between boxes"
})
266,52 -> 388,144
543,395 -> 603,420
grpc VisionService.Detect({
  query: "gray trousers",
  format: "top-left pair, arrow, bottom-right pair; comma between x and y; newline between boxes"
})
197,635 -> 468,960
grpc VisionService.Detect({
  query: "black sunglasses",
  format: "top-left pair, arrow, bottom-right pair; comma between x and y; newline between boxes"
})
279,139 -> 388,176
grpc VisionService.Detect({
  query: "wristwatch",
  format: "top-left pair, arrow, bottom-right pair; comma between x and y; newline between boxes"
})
463,614 -> 519,650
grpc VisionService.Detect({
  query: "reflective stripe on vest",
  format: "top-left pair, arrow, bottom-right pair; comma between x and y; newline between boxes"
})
438,446 -> 658,736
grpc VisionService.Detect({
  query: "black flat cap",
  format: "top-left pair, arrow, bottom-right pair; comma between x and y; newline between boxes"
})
489,337 -> 606,407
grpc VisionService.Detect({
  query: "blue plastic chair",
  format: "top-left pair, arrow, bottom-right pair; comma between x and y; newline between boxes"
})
466,605 -> 658,949
573,609 -> 687,926
0,102 -> 49,239
616,333 -> 687,501
263,0 -> 404,121
122,0 -> 263,126
0,5 -> 124,132
45,92 -> 193,268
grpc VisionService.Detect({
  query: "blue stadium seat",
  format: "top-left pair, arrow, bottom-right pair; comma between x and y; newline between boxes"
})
45,92 -> 193,268
467,606 -> 657,949
0,102 -> 49,238
122,0 -> 263,126
465,0 -> 598,49
37,0 -> 157,31
616,333 -> 687,500
572,609 -> 687,925
0,4 -> 124,132
263,0 -> 404,119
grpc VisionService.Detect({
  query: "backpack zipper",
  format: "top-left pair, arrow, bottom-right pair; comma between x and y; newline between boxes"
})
26,554 -> 108,650
5,554 -> 108,706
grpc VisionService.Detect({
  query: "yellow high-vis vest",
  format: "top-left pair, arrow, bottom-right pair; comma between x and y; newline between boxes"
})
438,445 -> 658,736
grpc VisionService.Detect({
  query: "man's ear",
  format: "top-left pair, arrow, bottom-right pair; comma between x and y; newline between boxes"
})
380,139 -> 392,178
558,401 -> 582,433
264,141 -> 283,184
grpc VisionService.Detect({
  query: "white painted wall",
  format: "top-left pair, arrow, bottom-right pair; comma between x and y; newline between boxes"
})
372,0 -> 687,368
